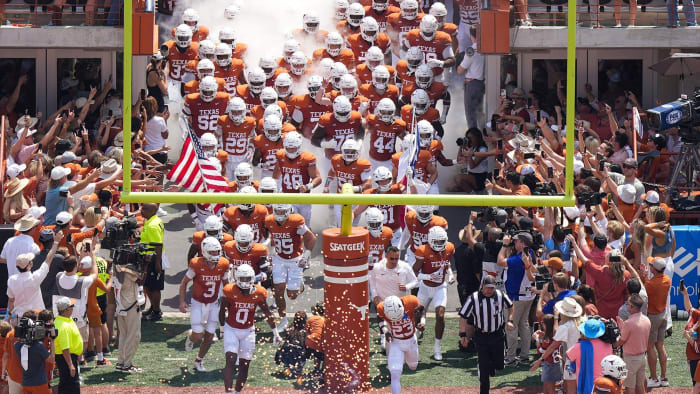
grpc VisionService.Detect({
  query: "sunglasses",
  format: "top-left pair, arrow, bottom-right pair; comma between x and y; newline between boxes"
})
623,164 -> 635,169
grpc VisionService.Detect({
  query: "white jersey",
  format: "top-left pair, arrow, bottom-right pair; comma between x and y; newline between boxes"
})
369,259 -> 418,301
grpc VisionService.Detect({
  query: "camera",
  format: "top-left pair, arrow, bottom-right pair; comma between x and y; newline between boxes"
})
647,89 -> 699,134
15,318 -> 57,345
534,265 -> 554,292
609,254 -> 621,263
456,137 -> 466,146
477,206 -> 499,222
577,191 -> 606,208
533,182 -> 558,196
111,242 -> 156,272
102,215 -> 140,250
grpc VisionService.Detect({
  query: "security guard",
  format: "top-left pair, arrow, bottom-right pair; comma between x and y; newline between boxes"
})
459,275 -> 515,394
456,26 -> 485,129
139,203 -> 164,321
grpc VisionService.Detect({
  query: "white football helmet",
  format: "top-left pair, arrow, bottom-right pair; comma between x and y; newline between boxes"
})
303,11 -> 320,34
372,65 -> 391,92
203,215 -> 223,239
411,89 -> 430,115
375,97 -> 395,123
200,132 -> 218,155
347,3 -> 365,27
365,46 -> 384,71
235,264 -> 255,290
260,87 -> 278,109
199,76 -> 218,102
307,75 -> 323,99
383,295 -> 405,321
406,46 -> 425,71
365,207 -> 385,237
331,62 -> 349,90
372,0 -> 388,12
264,103 -> 284,121
284,131 -> 303,159
341,139 -> 361,162
373,166 -> 393,192
273,204 -> 293,222
260,176 -> 277,193
319,58 -> 335,80
226,97 -> 247,124
218,28 -> 237,47
333,95 -> 352,122
259,55 -> 278,79
401,0 -> 419,20
429,2 -> 448,27
335,0 -> 349,21
224,4 -> 240,20
601,355 -> 627,380
417,119 -> 434,148
215,43 -> 233,68
416,205 -> 433,224
274,72 -> 293,99
428,226 -> 448,252
198,40 -> 216,62
283,39 -> 301,64
360,17 -> 379,42
419,14 -> 438,41
201,236 -> 222,263
234,224 -> 255,253
339,74 -> 358,99
175,24 -> 193,48
415,64 -> 434,89
235,162 -> 254,187
326,32 -> 344,57
248,67 -> 267,95
196,59 -> 215,79
263,115 -> 283,141
238,185 -> 257,211
182,8 -> 199,32
289,52 -> 308,76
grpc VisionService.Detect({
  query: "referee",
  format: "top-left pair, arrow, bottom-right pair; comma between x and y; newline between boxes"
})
458,275 -> 515,394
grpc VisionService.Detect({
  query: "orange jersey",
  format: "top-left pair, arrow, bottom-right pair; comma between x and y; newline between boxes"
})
222,204 -> 269,243
330,154 -> 372,192
276,151 -> 318,193
356,64 -> 396,86
336,20 -> 360,39
250,101 -> 289,122
218,115 -> 256,158
214,60 -> 245,95
395,60 -> 416,87
253,134 -> 286,172
184,77 -> 227,96
405,29 -> 453,75
236,84 -> 261,114
359,0 -> 402,5
415,242 -> 455,286
400,81 -> 447,108
365,184 -> 406,230
288,94 -> 330,130
255,119 -> 296,135
367,226 -> 394,268
359,84 -> 400,117
428,139 -> 444,157
404,210 -> 448,252
592,377 -> 623,394
183,92 -> 231,137
378,295 -> 419,340
312,48 -> 356,70
192,231 -> 234,257
400,104 -> 440,131
386,12 -> 424,49
347,32 -> 391,63
364,6 -> 401,32
227,180 -> 259,193
326,91 -> 369,113
188,256 -> 231,304
222,284 -> 268,329
317,111 -> 363,159
365,114 -> 406,161
165,41 -> 200,81
439,23 -> 458,40
223,241 -> 268,274
265,214 -> 308,259
391,150 -> 435,184
231,43 -> 248,59
170,25 -> 210,42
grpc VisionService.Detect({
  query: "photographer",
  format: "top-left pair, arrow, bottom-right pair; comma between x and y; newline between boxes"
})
139,203 -> 164,322
536,271 -> 575,320
112,244 -> 144,373
13,317 -> 55,394
54,297 -> 82,393
453,128 -> 491,193
454,212 -> 485,305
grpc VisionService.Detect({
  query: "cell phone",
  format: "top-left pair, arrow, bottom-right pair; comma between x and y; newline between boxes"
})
497,140 -> 503,150
536,110 -> 541,122
599,160 -> 606,171
140,89 -> 146,101
84,243 -> 91,252
93,207 -> 101,214
563,228 -> 573,236
547,167 -> 553,178
500,89 -> 507,99
596,153 -> 604,161
535,143 -> 541,150
524,152 -> 535,159
38,143 -> 43,152
59,190 -> 69,198
493,169 -> 499,180
610,255 -> 621,263
680,279 -> 686,292
533,322 -> 540,332
164,104 -> 169,113
108,109 -> 113,117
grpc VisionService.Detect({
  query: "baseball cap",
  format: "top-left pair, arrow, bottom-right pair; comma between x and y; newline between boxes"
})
6,163 -> 26,179
39,228 -> 55,242
55,296 -> 75,312
593,234 -> 608,249
623,158 -> 638,169
15,253 -> 35,269
516,232 -> 533,247
543,257 -> 564,271
50,166 -> 72,180
647,257 -> 667,271
60,151 -> 78,164
55,211 -> 73,226
28,206 -> 46,219
644,190 -> 660,204
482,275 -> 497,288
518,217 -> 534,231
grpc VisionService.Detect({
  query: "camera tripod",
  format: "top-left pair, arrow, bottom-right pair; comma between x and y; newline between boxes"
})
666,142 -> 700,203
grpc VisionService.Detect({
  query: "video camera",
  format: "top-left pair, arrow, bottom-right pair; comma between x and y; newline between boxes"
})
577,191 -> 606,209
112,242 -> 159,273
534,265 -> 554,292
15,317 -> 58,345
533,182 -> 558,196
102,215 -> 140,250
647,89 -> 700,142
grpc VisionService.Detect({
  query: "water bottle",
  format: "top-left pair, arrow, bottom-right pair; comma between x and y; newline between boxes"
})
137,286 -> 146,306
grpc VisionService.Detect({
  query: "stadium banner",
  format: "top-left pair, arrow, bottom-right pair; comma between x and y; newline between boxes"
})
672,225 -> 700,310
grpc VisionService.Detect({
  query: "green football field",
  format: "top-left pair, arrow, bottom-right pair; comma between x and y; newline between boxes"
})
71,317 -> 693,389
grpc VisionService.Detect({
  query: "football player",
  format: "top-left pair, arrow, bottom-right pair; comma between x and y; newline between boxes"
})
355,46 -> 397,86
182,39 -> 216,85
199,132 -> 229,173
256,104 -> 296,135
164,24 -> 199,104
288,75 -> 332,138
454,0 -> 480,53
312,32 -> 356,70
217,97 -> 256,179
223,224 -> 270,282
287,52 -> 313,83
219,264 -> 282,394
224,3 -> 240,21
213,43 -> 246,96
360,67 -> 399,116
413,226 -> 455,361
328,74 -> 370,115
253,115 -> 287,178
227,163 -> 258,192
236,67 -> 266,114
404,15 -> 456,77
354,166 -> 406,246
363,207 -> 394,270
182,76 -> 230,138
278,39 -> 301,71
364,0 -> 400,32
400,88 -> 440,133
377,295 -> 424,394
291,11 -> 329,48
337,2 -> 365,39
188,215 -> 233,260
311,96 -> 365,169
259,177 -> 278,214
364,98 -> 405,170
218,27 -> 248,60
171,8 -> 209,42
387,0 -> 423,58
324,139 -> 372,226
273,72 -> 294,102
395,46 -> 425,89
273,131 -> 322,224
183,59 -> 227,96
250,87 -> 289,122
222,187 -> 269,244
258,54 -> 286,88
179,237 -> 230,372
335,0 -> 350,23
400,205 -> 447,265
347,16 -> 391,64
399,64 -> 450,125
329,62 -> 350,92
264,204 -> 317,330
429,2 -> 458,55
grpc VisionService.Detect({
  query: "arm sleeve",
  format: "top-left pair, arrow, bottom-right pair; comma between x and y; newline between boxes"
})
185,268 -> 196,279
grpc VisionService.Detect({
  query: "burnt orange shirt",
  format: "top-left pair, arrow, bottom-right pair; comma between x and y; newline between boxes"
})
305,315 -> 325,351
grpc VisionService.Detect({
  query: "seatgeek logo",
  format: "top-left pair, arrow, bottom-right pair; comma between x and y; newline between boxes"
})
329,242 -> 365,252
671,246 -> 700,297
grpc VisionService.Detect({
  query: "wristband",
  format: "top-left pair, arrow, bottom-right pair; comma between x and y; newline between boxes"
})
305,182 -> 313,191
419,316 -> 426,326
302,250 -> 311,260
417,273 -> 432,281
353,185 -> 361,193
451,159 -> 457,166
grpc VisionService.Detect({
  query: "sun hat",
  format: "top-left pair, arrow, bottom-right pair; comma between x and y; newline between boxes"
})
4,177 -> 29,198
14,214 -> 40,232
99,159 -> 120,179
14,115 -> 38,133
578,318 -> 606,339
644,190 -> 660,204
617,184 -> 636,204
555,297 -> 583,318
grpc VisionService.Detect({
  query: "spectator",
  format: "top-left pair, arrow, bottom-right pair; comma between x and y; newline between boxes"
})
0,214 -> 41,279
146,53 -> 168,113
529,314 -> 561,394
3,177 -> 30,222
13,317 -> 55,394
0,74 -> 28,129
0,320 -> 11,393
305,303 -> 325,378
566,319 -> 614,393
453,128 -> 491,193
54,297 -> 82,394
456,27 -> 484,130
485,171 -> 531,196
609,132 -> 631,166
537,272 -> 575,319
276,311 -> 307,382
142,97 -> 170,164
617,262 -> 647,320
35,229 -> 67,309
681,283 -> 700,389
603,158 -> 644,205
575,227 -> 610,288
140,203 -> 165,322
576,284 -> 600,316
44,167 -> 74,225
615,293 -> 650,394
78,252 -> 111,367
646,257 -> 672,388
454,212 -> 485,306
666,0 -> 697,27
551,297 -> 583,394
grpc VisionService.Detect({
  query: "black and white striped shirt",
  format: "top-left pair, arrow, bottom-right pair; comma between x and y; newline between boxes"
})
459,289 -> 513,333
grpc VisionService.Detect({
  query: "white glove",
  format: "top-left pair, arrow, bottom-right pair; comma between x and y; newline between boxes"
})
352,185 -> 361,193
447,271 -> 455,285
406,167 -> 413,179
427,58 -> 445,68
358,101 -> 369,114
440,113 -> 447,125
320,139 -> 338,150
298,250 -> 311,269
193,216 -> 203,231
273,327 -> 283,344
255,272 -> 268,283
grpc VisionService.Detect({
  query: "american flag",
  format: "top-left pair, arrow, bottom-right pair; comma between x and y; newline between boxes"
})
397,107 -> 420,184
167,123 -> 229,214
